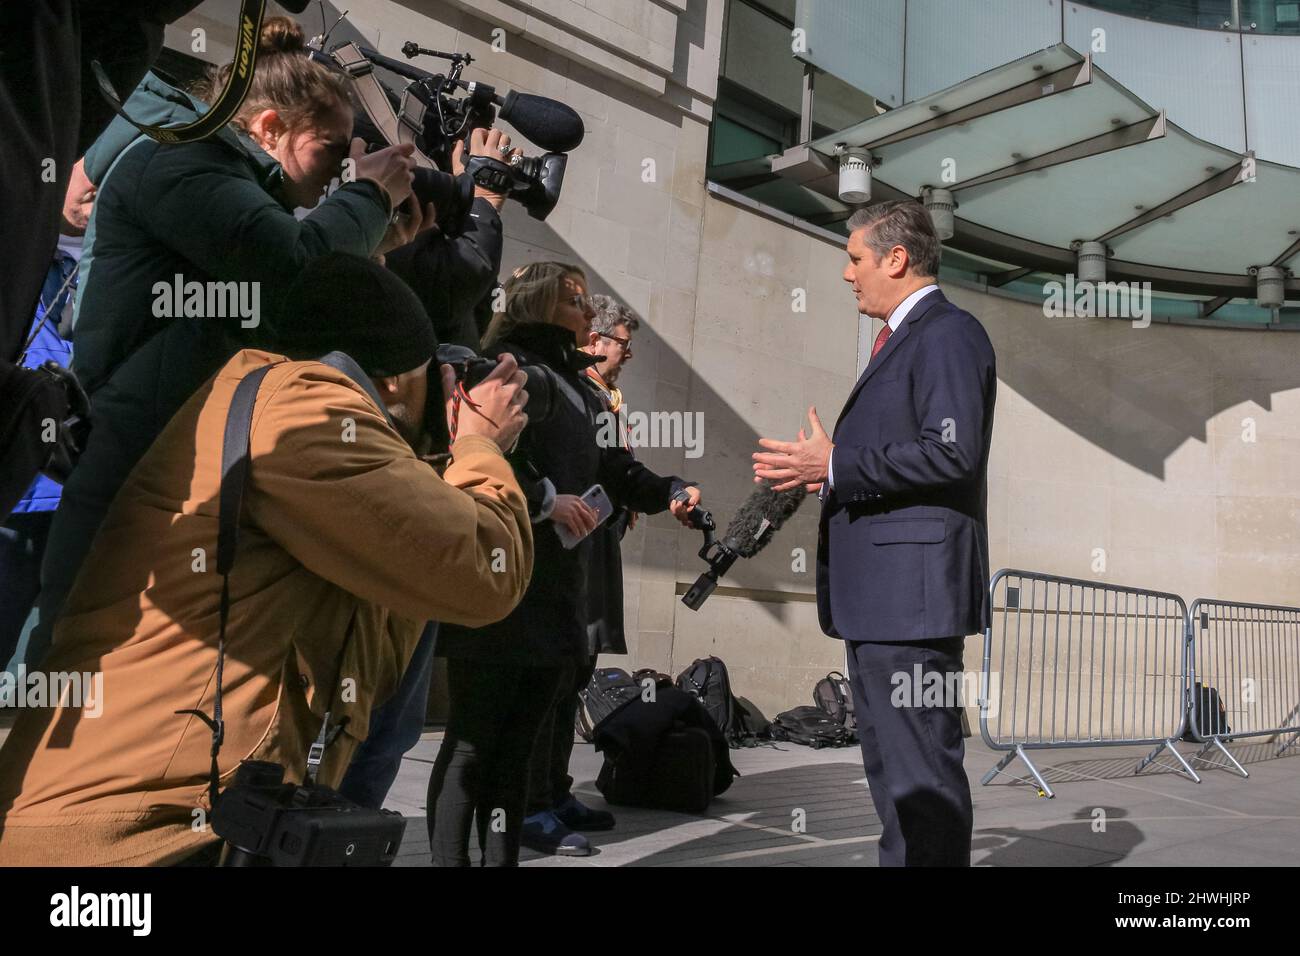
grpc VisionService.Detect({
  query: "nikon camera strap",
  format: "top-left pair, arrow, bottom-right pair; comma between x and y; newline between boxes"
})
90,0 -> 270,144
179,352 -> 396,809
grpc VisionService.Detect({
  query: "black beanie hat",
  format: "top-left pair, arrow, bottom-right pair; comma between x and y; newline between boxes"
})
279,253 -> 438,377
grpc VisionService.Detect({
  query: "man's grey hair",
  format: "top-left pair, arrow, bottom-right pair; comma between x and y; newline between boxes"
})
846,200 -> 941,278
587,293 -> 641,337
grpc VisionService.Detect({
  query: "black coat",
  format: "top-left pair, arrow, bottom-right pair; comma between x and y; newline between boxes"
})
436,323 -> 684,664
384,197 -> 503,350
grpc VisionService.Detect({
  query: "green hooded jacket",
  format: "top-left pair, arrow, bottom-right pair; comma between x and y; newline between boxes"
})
29,71 -> 392,668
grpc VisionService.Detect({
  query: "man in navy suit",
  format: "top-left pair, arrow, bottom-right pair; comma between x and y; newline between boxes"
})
753,200 -> 996,866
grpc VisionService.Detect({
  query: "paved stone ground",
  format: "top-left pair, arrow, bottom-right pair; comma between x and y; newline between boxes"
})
3,714 -> 1294,866
385,731 -> 1300,867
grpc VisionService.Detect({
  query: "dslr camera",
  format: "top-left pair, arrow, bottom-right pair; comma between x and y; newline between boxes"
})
435,343 -> 558,427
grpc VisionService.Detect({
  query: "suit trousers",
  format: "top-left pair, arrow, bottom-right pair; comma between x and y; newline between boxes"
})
844,636 -> 973,866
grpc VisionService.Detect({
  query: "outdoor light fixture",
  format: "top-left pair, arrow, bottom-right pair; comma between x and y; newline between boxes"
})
1250,265 -> 1286,309
837,145 -> 874,204
1072,240 -> 1109,283
922,187 -> 956,240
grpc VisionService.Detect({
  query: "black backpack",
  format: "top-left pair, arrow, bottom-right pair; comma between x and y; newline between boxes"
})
632,668 -> 673,691
733,695 -> 772,744
575,667 -> 643,742
813,671 -> 856,732
675,657 -> 755,748
770,705 -> 857,748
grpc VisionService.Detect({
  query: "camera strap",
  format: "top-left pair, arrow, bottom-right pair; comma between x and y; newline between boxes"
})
90,0 -> 271,145
180,352 -> 397,809
330,43 -> 436,169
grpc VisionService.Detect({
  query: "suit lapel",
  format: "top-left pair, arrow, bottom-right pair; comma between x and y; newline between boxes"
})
834,289 -> 947,433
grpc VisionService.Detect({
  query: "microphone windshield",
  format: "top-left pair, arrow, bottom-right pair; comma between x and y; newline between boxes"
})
498,91 -> 585,153
725,484 -> 806,558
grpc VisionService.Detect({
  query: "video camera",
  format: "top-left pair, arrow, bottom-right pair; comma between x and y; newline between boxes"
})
309,33 -> 583,227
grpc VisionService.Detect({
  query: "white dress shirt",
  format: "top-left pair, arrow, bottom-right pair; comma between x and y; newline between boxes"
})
826,283 -> 939,491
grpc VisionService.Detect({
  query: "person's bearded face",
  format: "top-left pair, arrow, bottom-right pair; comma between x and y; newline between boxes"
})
371,361 -> 430,449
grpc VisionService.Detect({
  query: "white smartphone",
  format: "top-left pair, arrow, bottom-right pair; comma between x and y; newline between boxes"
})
555,483 -> 614,549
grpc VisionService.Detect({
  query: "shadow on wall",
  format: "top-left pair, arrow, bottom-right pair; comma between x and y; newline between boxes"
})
949,284 -> 1300,481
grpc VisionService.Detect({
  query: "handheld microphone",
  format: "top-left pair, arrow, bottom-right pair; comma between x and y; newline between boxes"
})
680,483 -> 807,610
723,483 -> 806,558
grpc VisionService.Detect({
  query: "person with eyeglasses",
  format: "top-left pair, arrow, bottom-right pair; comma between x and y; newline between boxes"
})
430,263 -> 701,864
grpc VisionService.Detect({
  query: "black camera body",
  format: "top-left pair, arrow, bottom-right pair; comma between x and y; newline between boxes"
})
435,343 -> 558,427
211,761 -> 405,867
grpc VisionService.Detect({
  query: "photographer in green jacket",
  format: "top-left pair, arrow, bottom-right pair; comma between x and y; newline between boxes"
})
28,17 -> 423,668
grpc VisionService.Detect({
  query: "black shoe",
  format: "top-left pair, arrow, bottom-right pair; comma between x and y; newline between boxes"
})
554,794 -> 616,831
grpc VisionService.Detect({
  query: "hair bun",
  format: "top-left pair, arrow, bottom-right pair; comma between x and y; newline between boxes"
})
259,16 -> 306,54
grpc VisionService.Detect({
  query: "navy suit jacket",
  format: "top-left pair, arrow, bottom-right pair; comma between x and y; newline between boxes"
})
816,288 -> 996,643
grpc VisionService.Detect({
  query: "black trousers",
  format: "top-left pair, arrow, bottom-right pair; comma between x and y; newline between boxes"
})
426,657 -> 567,866
844,636 -> 973,867
526,655 -> 597,815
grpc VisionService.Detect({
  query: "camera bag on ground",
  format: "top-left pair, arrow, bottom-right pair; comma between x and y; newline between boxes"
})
575,666 -> 642,742
770,705 -> 857,749
675,655 -> 763,748
1182,681 -> 1232,740
594,686 -> 738,814
198,352 -> 408,866
813,670 -> 856,732
601,725 -> 716,814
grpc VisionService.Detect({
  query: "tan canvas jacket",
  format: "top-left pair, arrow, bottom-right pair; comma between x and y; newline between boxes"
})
0,349 -> 532,865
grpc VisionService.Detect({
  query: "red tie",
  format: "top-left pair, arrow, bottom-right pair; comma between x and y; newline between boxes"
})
870,323 -> 892,362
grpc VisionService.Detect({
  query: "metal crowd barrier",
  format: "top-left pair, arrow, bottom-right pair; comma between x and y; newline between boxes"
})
979,569 -> 1193,798
1185,599 -> 1300,778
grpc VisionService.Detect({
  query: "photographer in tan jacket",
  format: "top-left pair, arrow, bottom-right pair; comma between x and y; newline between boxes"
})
0,254 -> 533,866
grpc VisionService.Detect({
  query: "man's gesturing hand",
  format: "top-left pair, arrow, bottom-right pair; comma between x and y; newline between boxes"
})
440,353 -> 529,453
752,406 -> 833,493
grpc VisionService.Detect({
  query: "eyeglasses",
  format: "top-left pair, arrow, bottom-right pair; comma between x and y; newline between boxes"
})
597,330 -> 632,354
